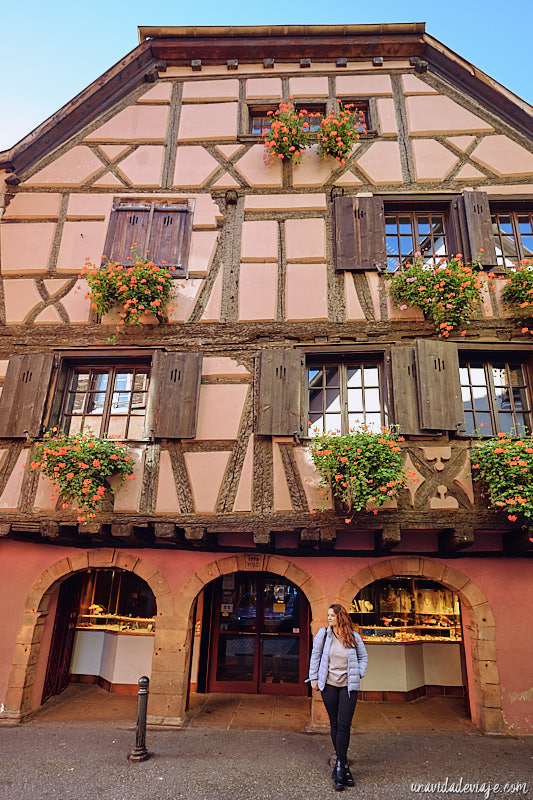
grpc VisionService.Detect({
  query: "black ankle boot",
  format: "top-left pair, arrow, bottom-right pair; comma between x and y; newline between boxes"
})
343,760 -> 355,787
332,758 -> 345,791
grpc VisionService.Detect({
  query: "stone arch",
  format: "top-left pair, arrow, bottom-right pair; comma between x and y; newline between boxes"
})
158,553 -> 329,724
3,548 -> 174,724
335,557 -> 503,734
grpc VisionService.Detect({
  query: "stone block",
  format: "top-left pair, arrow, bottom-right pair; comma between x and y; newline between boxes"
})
285,263 -> 328,320
85,105 -> 169,142
0,223 -> 56,272
336,74 -> 392,95
391,557 -> 420,575
116,146 -> 164,186
88,548 -> 116,567
285,563 -> 312,590
285,218 -> 326,262
239,263 -> 278,320
264,554 -> 290,577
133,559 -> 159,582
441,565 -> 470,592
241,220 -> 278,262
45,559 -> 72,582
217,556 -> 239,575
194,561 -> 222,586
357,141 -> 403,185
3,279 -> 43,324
114,552 -> 139,572
369,560 -> 394,579
479,706 -> 504,733
178,103 -> 238,141
24,147 -> 103,186
234,145 -> 283,187
182,79 -> 239,101
472,602 -> 495,627
173,146 -> 220,187
68,551 -> 90,572
405,95 -> 493,136
481,683 -> 502,709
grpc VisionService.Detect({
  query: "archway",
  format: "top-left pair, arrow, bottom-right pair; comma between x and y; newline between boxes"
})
171,554 -> 328,723
3,549 -> 174,724
335,557 -> 503,734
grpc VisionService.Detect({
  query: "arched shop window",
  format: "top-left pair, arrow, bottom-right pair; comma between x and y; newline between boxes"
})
350,578 -> 462,643
77,569 -> 156,633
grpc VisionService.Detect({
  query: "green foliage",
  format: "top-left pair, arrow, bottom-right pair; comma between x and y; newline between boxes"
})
387,254 -> 483,337
82,250 -> 175,333
31,430 -> 135,523
262,102 -> 311,165
470,433 -> 533,522
308,428 -> 405,519
501,260 -> 533,331
316,104 -> 366,164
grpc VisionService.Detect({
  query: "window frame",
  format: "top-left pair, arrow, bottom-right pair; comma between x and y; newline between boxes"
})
490,205 -> 533,267
383,197 -> 457,273
304,349 -> 391,438
103,198 -> 195,278
46,350 -> 154,443
457,348 -> 533,438
241,98 -> 372,141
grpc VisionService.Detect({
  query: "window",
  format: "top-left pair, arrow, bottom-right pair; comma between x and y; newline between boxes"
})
491,211 -> 533,267
307,359 -> 386,436
249,104 -> 326,135
60,364 -> 150,440
459,356 -> 532,435
385,212 -> 448,272
103,200 -> 194,277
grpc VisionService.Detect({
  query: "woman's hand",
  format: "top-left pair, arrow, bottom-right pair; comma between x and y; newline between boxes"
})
311,680 -> 318,690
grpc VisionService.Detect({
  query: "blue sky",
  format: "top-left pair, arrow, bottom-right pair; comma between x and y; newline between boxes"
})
1,0 -> 532,152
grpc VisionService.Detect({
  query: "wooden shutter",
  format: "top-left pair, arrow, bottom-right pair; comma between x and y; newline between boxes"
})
148,351 -> 202,439
391,347 -> 423,435
104,203 -> 151,264
0,354 -> 54,437
450,192 -> 497,267
256,350 -> 304,436
415,340 -> 465,432
333,196 -> 386,271
148,204 -> 192,274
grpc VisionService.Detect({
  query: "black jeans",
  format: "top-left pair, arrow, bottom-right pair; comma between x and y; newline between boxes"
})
321,684 -> 358,760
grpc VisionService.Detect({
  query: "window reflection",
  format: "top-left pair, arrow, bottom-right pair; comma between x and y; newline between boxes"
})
308,362 -> 385,435
460,359 -> 531,435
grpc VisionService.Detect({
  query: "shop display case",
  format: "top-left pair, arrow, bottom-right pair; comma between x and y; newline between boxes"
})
76,613 -> 155,634
350,578 -> 462,643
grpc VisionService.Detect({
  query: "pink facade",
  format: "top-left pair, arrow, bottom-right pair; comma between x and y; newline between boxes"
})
0,23 -> 532,734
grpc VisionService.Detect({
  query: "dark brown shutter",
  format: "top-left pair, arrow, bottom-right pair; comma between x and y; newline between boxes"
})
103,203 -> 151,264
333,196 -> 386,271
149,351 -> 202,439
415,340 -> 465,432
0,354 -> 54,438
391,347 -> 423,435
450,192 -> 497,267
148,205 -> 192,275
256,350 -> 304,436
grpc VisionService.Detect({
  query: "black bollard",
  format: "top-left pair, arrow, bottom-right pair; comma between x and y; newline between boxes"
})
128,676 -> 151,762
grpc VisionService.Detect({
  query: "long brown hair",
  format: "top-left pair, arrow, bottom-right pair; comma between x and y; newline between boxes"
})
329,604 -> 355,649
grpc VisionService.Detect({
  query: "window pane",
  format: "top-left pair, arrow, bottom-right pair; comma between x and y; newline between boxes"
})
324,414 -> 342,433
325,389 -> 341,413
325,367 -> 339,387
81,416 -> 102,436
309,389 -> 323,414
128,416 -> 145,440
364,413 -> 382,432
111,391 -> 131,413
87,392 -> 106,413
363,367 -> 379,386
469,367 -> 486,385
346,367 -> 362,387
114,372 -> 133,391
364,388 -> 381,412
347,388 -> 363,410
107,416 -> 127,439
464,411 -> 475,435
72,373 -> 90,391
472,388 -> 489,410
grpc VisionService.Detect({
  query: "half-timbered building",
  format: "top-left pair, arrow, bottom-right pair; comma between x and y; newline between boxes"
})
0,24 -> 532,734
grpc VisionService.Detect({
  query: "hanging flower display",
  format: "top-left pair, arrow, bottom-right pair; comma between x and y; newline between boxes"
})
387,253 -> 483,337
262,102 -> 311,166
470,433 -> 533,523
31,430 -> 135,523
308,427 -> 405,519
316,103 -> 366,165
81,250 -> 175,333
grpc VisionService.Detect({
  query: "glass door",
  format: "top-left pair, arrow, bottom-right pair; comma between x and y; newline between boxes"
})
208,572 -> 308,695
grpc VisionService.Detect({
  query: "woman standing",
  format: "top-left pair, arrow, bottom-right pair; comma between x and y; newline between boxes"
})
308,604 -> 368,791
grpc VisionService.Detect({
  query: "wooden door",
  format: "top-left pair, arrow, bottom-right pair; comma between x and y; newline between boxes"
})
42,574 -> 83,703
208,572 -> 309,695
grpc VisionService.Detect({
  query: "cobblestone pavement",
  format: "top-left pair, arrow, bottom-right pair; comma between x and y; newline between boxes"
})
1,724 -> 532,800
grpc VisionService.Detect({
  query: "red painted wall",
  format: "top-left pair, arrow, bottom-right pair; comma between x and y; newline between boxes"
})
0,540 -> 531,732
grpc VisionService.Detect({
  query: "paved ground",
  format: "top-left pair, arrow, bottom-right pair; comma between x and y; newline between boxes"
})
1,724 -> 532,800
31,683 -> 475,734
